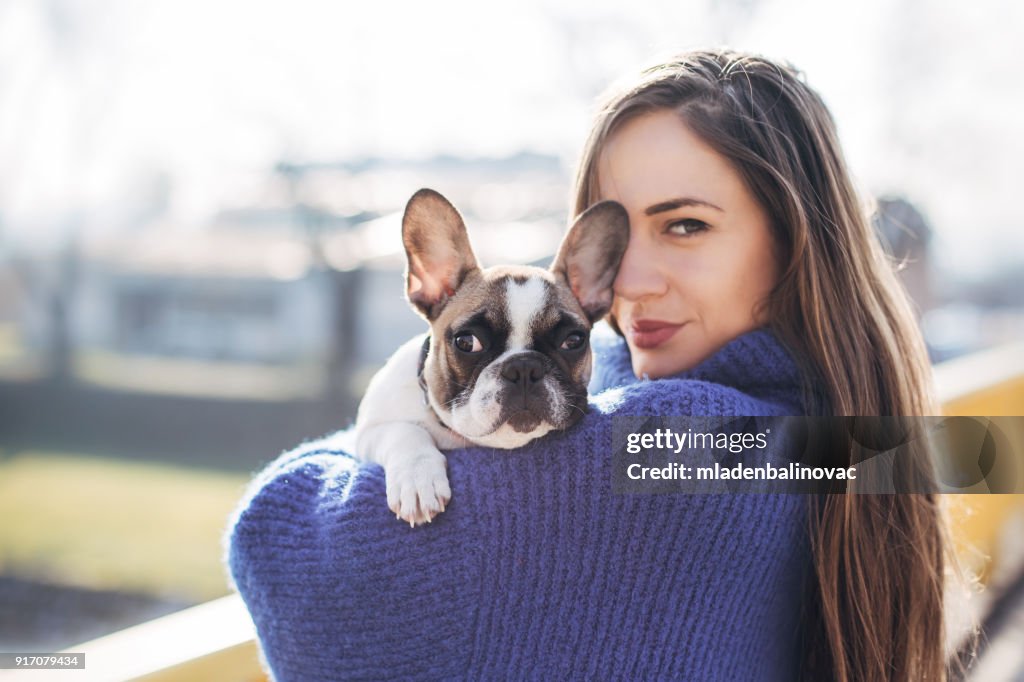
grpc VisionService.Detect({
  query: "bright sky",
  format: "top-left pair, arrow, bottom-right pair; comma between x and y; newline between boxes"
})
1,0 -> 1022,277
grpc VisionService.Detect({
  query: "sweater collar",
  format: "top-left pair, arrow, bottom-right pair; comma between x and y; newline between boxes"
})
593,324 -> 806,412
672,328 -> 801,389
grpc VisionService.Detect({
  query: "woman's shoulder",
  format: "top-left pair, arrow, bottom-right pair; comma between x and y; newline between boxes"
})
229,422 -> 810,679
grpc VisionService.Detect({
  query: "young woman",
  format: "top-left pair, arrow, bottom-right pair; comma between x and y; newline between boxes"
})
229,49 -> 949,681
575,49 -> 948,681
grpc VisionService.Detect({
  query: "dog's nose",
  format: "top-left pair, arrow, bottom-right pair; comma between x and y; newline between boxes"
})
500,355 -> 547,389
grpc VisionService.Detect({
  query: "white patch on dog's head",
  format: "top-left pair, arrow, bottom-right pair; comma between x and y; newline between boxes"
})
505,277 -> 547,351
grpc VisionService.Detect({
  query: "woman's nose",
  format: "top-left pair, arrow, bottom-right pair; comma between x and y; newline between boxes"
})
613,230 -> 668,302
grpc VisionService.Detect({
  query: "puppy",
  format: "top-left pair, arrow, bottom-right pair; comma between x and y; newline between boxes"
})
354,189 -> 629,526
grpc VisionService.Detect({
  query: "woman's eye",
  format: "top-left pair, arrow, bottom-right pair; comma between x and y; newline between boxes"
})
666,219 -> 709,236
454,333 -> 483,353
560,332 -> 586,351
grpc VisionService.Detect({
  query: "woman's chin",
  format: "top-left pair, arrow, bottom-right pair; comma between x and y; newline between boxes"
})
630,350 -> 693,380
629,334 -> 727,379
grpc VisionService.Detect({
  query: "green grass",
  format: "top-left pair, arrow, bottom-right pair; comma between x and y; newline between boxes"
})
0,451 -> 252,601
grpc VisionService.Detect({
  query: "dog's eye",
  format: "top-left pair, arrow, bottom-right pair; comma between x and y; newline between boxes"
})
454,333 -> 483,353
560,332 -> 585,351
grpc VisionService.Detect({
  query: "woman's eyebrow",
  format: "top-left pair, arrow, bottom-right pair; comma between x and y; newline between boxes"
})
645,197 -> 724,215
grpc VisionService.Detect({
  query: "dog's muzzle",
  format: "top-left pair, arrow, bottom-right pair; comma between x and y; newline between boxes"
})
496,351 -> 559,433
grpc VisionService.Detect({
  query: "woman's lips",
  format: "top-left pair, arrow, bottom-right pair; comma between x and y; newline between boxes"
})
628,320 -> 685,350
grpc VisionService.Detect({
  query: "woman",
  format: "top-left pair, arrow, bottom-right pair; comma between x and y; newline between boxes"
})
229,49 -> 948,681
577,50 -> 948,681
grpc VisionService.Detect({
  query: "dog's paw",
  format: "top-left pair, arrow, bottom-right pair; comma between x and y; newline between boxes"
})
384,451 -> 451,527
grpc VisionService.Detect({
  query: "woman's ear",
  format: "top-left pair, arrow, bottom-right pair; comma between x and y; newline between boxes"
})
550,201 -> 630,322
402,189 -> 481,320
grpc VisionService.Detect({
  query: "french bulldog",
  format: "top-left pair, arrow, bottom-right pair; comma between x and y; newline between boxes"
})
354,188 -> 629,526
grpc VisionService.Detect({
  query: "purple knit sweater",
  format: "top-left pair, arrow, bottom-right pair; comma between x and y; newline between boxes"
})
228,327 -> 811,680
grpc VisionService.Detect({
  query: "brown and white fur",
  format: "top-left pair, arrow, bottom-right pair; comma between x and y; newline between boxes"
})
354,189 -> 629,526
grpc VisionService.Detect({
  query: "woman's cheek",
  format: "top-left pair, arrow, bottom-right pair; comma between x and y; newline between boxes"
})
609,297 -> 628,331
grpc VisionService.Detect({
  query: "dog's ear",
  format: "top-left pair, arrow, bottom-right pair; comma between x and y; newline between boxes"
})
402,188 -> 481,321
550,201 -> 630,323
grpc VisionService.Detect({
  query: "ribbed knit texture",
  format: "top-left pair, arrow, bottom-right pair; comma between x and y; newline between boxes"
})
228,326 -> 811,681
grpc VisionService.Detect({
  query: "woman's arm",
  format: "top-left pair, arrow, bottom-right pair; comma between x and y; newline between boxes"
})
229,434 -> 484,679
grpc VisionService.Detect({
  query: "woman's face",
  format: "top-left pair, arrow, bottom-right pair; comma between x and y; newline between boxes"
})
597,109 -> 781,379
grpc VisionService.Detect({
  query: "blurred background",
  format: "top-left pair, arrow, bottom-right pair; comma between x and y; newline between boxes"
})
1,0 -> 1022,661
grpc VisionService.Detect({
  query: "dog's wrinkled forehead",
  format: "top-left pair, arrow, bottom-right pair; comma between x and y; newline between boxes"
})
433,265 -> 589,346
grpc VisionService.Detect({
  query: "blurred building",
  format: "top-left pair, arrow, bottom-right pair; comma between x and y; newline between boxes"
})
71,226 -> 339,400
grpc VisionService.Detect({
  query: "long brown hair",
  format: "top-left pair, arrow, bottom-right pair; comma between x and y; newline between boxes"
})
573,49 -> 951,681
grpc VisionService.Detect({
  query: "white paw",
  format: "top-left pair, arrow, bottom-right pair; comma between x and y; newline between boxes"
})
385,451 -> 451,527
